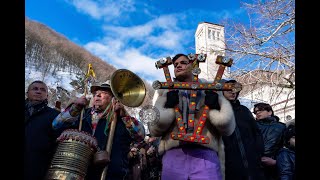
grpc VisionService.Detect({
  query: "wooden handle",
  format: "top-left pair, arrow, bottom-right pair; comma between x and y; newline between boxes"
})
100,112 -> 118,180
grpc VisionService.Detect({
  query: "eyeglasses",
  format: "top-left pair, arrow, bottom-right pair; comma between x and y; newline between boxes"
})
253,109 -> 266,114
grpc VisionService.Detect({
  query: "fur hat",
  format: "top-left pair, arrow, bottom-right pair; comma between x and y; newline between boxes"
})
90,80 -> 112,95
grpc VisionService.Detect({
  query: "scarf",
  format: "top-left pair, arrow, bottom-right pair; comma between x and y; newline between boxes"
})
177,89 -> 202,129
25,99 -> 48,124
91,101 -> 114,136
174,78 -> 204,127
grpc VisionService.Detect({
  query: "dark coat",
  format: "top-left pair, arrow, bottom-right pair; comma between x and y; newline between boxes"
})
277,148 -> 295,180
222,100 -> 265,180
256,116 -> 286,158
257,116 -> 286,180
62,108 -> 133,180
24,101 -> 60,180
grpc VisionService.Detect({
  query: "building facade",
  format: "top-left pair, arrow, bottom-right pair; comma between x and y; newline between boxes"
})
195,22 -> 295,124
195,22 -> 230,81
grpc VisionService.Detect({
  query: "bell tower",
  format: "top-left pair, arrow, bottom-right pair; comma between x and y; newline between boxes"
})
195,22 -> 230,81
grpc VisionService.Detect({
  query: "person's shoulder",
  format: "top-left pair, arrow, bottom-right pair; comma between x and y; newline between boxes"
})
278,147 -> 289,153
238,104 -> 254,114
271,121 -> 286,131
84,107 -> 93,113
277,121 -> 287,128
239,104 -> 250,110
277,147 -> 295,158
43,107 -> 61,121
279,121 -> 286,126
46,106 -> 60,115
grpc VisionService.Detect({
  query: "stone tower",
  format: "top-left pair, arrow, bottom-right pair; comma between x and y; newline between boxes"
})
195,22 -> 230,81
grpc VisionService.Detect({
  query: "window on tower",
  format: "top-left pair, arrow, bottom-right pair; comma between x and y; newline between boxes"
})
208,29 -> 212,39
208,28 -> 217,40
212,30 -> 215,40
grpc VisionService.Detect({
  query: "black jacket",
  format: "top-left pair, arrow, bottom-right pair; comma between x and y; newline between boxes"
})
277,148 -> 295,180
222,100 -> 265,180
24,100 -> 60,180
256,116 -> 286,158
257,116 -> 286,180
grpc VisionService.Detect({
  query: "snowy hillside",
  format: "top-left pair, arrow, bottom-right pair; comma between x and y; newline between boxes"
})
25,63 -> 84,108
25,65 -> 77,92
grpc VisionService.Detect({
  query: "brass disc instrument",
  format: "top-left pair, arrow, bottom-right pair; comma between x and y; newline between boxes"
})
110,69 -> 146,107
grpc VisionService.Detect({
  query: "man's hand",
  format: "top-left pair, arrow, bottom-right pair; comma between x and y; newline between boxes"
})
261,156 -> 276,166
69,96 -> 89,117
73,96 -> 89,109
164,90 -> 179,108
112,98 -> 125,112
129,147 -> 138,158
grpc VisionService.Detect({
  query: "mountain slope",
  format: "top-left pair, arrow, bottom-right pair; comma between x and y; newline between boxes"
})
25,17 -> 154,114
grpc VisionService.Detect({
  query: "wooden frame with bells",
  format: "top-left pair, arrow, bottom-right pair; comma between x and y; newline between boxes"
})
152,53 -> 242,144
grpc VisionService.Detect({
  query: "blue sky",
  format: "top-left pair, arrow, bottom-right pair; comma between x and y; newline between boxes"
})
26,0 -> 251,84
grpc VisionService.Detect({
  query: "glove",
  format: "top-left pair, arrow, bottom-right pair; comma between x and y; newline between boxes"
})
204,91 -> 220,110
164,90 -> 179,108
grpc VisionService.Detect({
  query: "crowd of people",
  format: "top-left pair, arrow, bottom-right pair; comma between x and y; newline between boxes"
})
24,53 -> 295,180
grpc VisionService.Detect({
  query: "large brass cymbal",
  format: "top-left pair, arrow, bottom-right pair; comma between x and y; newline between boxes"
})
110,69 -> 146,107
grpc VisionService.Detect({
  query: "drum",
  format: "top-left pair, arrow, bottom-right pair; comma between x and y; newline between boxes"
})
46,129 -> 98,180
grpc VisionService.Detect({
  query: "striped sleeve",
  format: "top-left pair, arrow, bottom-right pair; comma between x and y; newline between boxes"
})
121,116 -> 145,143
52,104 -> 79,130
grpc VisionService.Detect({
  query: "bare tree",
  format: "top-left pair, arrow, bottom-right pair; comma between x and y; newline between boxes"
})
220,0 -> 295,88
215,0 -> 295,120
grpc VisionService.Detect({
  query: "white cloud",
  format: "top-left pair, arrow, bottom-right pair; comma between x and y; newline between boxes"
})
117,48 -> 165,80
85,38 -> 124,60
152,15 -> 178,29
102,14 -> 179,38
84,39 -> 173,84
82,13 -> 190,83
100,14 -> 191,52
68,0 -> 102,19
103,24 -> 154,39
147,30 -> 184,49
67,0 -> 135,21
